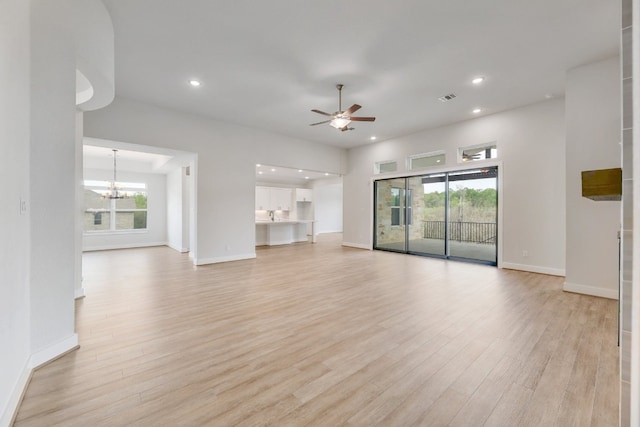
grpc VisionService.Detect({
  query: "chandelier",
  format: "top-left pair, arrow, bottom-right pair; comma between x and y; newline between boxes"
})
104,149 -> 126,199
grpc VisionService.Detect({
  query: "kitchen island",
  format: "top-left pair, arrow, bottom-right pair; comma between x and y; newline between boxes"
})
255,220 -> 316,246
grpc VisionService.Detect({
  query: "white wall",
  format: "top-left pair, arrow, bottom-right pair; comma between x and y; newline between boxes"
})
344,98 -> 566,275
83,168 -> 168,251
0,0 -> 32,424
564,57 -> 621,299
312,178 -> 343,234
84,97 -> 347,265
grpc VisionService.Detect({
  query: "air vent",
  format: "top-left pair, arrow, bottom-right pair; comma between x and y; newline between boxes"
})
438,93 -> 457,102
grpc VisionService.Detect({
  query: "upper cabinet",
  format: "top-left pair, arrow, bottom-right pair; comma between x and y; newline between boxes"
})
255,186 -> 271,210
256,186 -> 292,211
295,188 -> 313,202
271,187 -> 292,211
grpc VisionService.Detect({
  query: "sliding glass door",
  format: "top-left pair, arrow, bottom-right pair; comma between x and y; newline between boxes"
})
407,174 -> 446,256
447,169 -> 497,263
374,167 -> 497,265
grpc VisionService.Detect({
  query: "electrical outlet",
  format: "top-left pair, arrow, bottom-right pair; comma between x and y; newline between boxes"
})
225,244 -> 231,251
19,198 -> 27,215
522,250 -> 529,257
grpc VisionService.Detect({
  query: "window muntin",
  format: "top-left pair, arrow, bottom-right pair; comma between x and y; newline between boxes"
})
84,181 -> 148,232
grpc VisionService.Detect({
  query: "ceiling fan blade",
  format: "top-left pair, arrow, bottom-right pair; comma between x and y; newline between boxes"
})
350,116 -> 376,122
309,119 -> 332,126
343,104 -> 361,116
311,109 -> 333,117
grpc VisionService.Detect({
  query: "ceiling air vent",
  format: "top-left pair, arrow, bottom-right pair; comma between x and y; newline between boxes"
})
438,93 -> 457,102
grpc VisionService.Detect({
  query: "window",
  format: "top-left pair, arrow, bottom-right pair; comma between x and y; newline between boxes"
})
84,180 -> 148,232
391,187 -> 402,226
408,151 -> 446,170
375,160 -> 398,174
459,143 -> 497,163
390,187 -> 412,226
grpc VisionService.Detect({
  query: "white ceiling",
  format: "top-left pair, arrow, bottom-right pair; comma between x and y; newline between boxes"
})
100,0 -> 619,150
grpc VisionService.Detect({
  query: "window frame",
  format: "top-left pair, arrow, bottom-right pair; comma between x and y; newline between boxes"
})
83,180 -> 149,234
458,142 -> 498,163
390,186 -> 412,227
374,160 -> 398,174
407,150 -> 446,170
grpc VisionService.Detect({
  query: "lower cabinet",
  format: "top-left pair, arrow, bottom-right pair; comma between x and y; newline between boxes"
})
255,222 -> 308,246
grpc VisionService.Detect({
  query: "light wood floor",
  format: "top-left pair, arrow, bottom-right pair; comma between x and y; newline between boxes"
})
14,234 -> 619,426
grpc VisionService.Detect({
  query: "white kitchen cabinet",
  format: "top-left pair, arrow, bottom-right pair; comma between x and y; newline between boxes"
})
270,187 -> 292,211
295,188 -> 313,202
255,186 -> 292,211
255,186 -> 271,210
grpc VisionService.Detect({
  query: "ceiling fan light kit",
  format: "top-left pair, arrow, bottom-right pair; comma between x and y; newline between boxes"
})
310,84 -> 375,132
329,117 -> 351,129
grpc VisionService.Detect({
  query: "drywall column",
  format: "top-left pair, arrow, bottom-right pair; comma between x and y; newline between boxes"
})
0,0 -> 32,424
29,0 -> 78,361
167,168 -> 188,252
75,112 -> 85,299
564,57 -> 621,299
622,0 -> 639,424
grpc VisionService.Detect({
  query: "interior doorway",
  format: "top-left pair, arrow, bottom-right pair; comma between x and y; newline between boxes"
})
374,167 -> 498,265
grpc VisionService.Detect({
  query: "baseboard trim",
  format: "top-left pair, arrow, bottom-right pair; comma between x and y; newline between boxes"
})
2,335 -> 79,427
83,241 -> 168,252
167,243 -> 189,253
1,360 -> 31,427
563,282 -> 619,300
342,242 -> 372,250
501,262 -> 565,277
195,253 -> 256,265
29,334 -> 79,369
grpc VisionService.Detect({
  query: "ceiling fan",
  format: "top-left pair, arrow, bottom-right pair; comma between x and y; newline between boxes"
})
310,84 -> 375,132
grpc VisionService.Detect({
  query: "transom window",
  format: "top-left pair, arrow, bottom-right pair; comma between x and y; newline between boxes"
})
459,143 -> 497,163
84,180 -> 148,232
408,151 -> 446,170
375,160 -> 398,174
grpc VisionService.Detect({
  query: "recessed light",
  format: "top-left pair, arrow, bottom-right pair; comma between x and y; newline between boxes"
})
298,169 -> 303,173
256,163 -> 261,167
370,136 -> 377,141
324,173 -> 329,176
472,77 -> 484,85
189,79 -> 201,87
472,108 -> 482,114
545,93 -> 554,99
258,171 -> 263,175
305,176 -> 309,179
